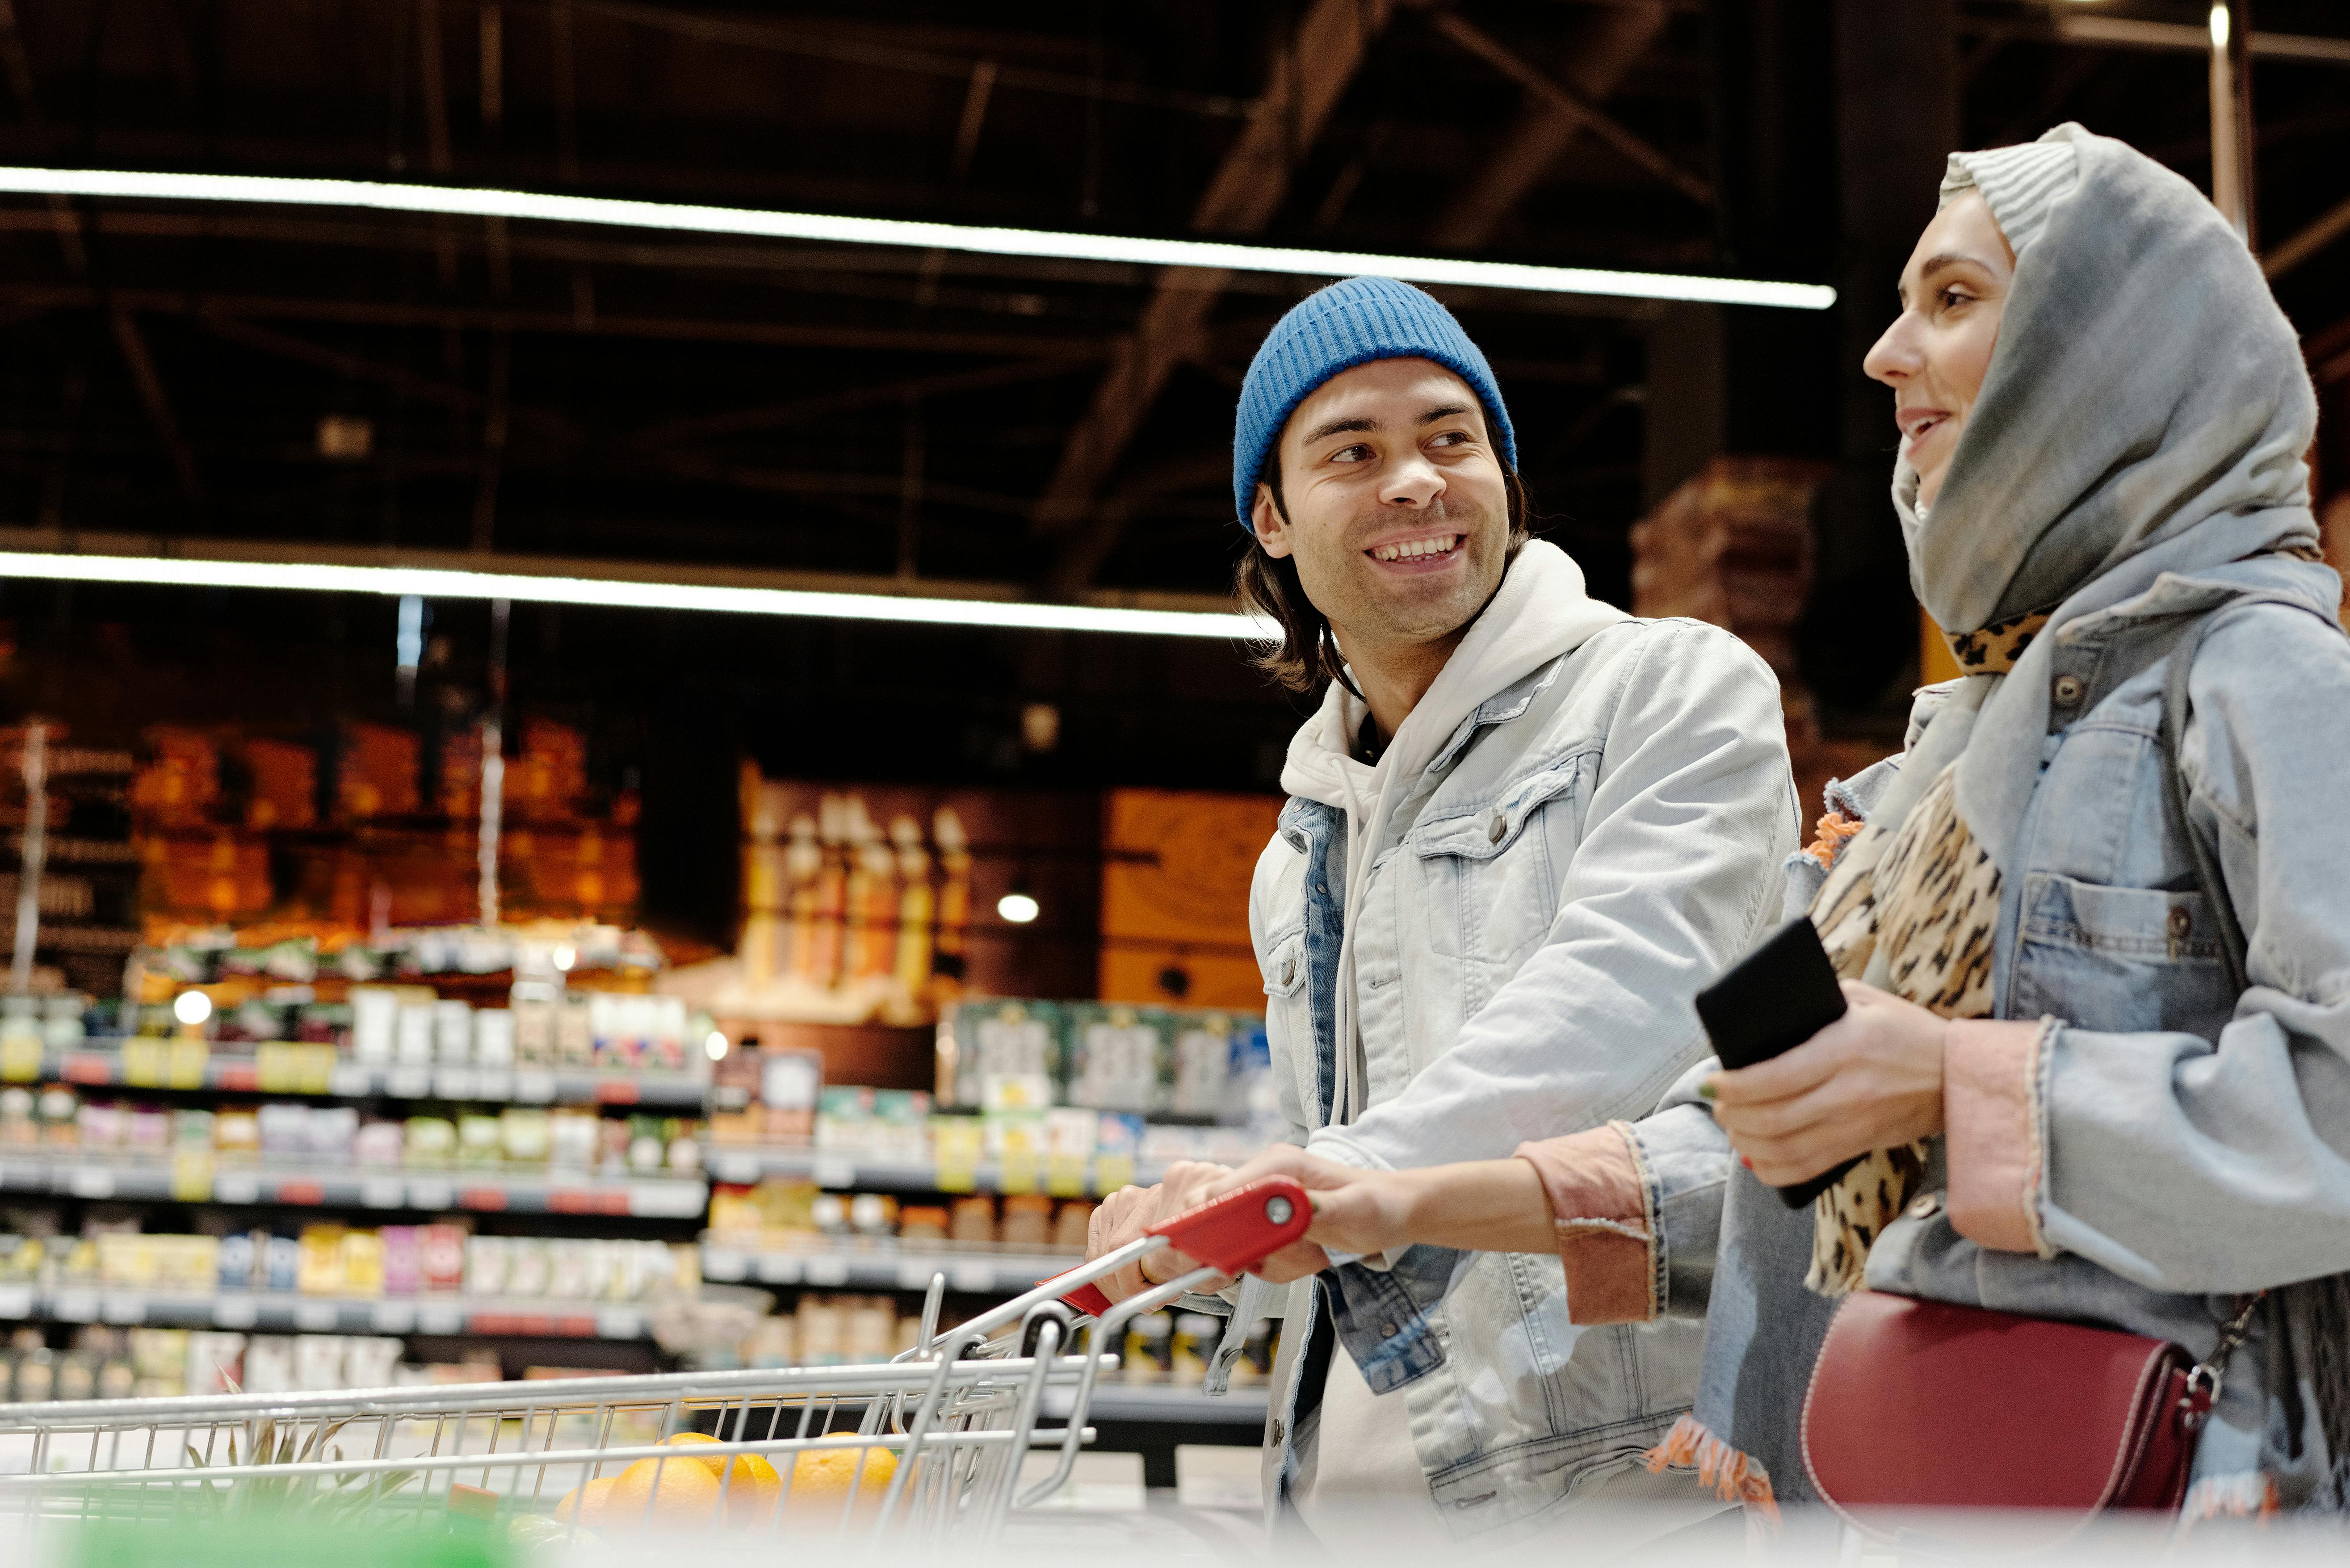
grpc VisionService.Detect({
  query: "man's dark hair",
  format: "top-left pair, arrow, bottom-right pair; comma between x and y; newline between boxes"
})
1234,460 -> 1534,693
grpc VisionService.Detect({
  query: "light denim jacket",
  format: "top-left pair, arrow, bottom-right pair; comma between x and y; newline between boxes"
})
1691,557 -> 2350,1509
1217,617 -> 1797,1539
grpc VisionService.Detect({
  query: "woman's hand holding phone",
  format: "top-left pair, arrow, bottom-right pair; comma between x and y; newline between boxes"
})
1707,980 -> 1951,1186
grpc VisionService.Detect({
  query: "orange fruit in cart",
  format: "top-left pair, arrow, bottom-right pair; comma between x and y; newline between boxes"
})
664,1432 -> 782,1524
782,1445 -> 899,1518
550,1473 -> 617,1527
604,1452 -> 725,1528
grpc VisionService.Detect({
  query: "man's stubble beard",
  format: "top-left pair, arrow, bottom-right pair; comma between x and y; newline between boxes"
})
1304,494 -> 1509,663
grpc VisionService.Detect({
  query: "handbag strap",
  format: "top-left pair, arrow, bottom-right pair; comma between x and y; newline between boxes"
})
2156,616 -> 2249,996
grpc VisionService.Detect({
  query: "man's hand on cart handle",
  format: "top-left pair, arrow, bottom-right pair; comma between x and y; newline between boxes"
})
1085,1161 -> 1234,1302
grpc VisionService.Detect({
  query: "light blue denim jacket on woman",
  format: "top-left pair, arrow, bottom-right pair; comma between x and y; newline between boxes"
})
1681,552 -> 2350,1514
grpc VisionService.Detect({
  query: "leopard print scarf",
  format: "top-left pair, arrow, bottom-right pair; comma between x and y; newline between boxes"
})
1802,759 -> 2001,1294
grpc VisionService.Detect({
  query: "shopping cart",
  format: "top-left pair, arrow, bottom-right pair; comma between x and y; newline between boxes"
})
0,1176 -> 1307,1544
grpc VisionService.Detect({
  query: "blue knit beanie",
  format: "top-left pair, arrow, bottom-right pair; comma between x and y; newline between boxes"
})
1232,276 -> 1516,529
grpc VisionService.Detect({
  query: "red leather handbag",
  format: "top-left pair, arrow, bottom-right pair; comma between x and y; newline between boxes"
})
1800,1291 -> 2220,1543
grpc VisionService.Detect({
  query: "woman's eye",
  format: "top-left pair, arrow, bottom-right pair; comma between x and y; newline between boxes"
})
1428,430 -> 1469,449
1939,288 -> 1972,310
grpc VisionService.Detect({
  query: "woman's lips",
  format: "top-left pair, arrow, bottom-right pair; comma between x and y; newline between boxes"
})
1897,408 -> 1951,454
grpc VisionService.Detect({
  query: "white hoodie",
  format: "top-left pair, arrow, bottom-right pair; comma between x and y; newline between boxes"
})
1280,538 -> 1628,1124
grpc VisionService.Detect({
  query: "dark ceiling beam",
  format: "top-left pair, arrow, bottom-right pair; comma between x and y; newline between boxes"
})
1954,13 -> 2350,66
607,453 -> 1040,518
0,283 -> 1110,357
1044,450 -> 1233,600
192,319 -> 583,464
106,310 -> 201,502
1421,8 -> 1710,206
1033,0 -> 1398,543
2266,192 -> 2350,283
1426,2 -> 1672,251
632,356 -> 1090,449
571,0 -> 1251,119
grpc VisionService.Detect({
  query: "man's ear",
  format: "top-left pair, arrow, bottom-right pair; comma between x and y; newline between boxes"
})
1251,483 -> 1293,558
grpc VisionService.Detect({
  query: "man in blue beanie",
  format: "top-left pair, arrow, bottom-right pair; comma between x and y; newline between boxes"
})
1086,277 -> 1795,1545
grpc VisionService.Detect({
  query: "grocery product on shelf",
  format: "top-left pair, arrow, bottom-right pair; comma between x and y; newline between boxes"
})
707,1178 -> 1095,1258
668,776 -> 974,1029
0,1081 -> 707,1180
936,996 -> 1274,1128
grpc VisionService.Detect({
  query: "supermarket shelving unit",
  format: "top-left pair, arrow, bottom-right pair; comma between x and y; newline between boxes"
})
0,1281 -> 656,1338
16,1040 -> 707,1108
0,1155 -> 707,1216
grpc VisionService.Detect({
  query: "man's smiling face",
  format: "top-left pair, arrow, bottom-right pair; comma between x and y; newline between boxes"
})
1248,356 -> 1510,663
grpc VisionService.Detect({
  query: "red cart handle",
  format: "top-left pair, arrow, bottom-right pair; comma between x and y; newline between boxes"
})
1149,1176 -> 1312,1275
1037,1177 -> 1313,1317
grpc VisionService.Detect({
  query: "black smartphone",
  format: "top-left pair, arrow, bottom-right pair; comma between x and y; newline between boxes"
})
1693,915 -> 1858,1209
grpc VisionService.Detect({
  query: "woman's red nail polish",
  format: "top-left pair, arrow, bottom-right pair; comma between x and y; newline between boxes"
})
1739,1155 -> 1754,1170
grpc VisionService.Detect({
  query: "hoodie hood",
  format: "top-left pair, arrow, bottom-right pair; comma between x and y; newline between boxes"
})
1280,539 -> 1626,827
1277,537 -> 1629,1123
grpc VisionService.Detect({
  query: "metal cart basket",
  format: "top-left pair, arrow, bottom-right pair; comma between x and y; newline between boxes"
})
0,1176 -> 1307,1544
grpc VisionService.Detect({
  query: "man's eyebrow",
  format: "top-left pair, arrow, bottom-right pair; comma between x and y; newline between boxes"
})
1300,415 -> 1377,445
1416,403 -> 1474,426
1899,252 -> 1996,305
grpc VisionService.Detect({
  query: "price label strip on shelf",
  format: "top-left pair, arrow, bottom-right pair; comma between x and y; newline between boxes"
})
214,1171 -> 262,1206
0,1036 -> 40,1082
1093,1153 -> 1137,1195
297,1044 -> 337,1095
168,1040 -> 209,1089
170,1149 -> 215,1204
931,1119 -> 983,1194
1045,1153 -> 1089,1198
121,1038 -> 165,1088
256,1042 -> 297,1094
997,1145 -> 1040,1196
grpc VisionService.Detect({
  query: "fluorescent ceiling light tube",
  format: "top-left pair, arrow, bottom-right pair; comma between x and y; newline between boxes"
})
0,167 -> 1837,310
0,549 -> 1271,640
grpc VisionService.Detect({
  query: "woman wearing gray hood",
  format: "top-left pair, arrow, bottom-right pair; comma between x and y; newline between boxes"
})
1211,122 -> 2350,1527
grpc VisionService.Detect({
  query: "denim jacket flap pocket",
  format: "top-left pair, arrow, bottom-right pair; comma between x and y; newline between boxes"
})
1410,751 -> 1593,864
1262,927 -> 1308,998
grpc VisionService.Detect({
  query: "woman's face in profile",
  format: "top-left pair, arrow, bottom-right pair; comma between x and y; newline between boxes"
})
1863,190 -> 2017,511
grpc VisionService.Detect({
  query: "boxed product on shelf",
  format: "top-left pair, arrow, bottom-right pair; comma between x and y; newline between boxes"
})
1062,1002 -> 1170,1114
814,1086 -> 932,1161
1169,1010 -> 1244,1118
943,998 -> 1061,1111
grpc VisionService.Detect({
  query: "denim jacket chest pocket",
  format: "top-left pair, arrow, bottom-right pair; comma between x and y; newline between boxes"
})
2006,709 -> 2237,1041
1409,750 -> 1596,987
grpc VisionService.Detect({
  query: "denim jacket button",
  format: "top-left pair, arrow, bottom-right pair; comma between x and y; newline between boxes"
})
1907,1191 -> 1943,1220
1380,1321 -> 1399,1338
1487,813 -> 1508,844
2052,674 -> 2086,706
